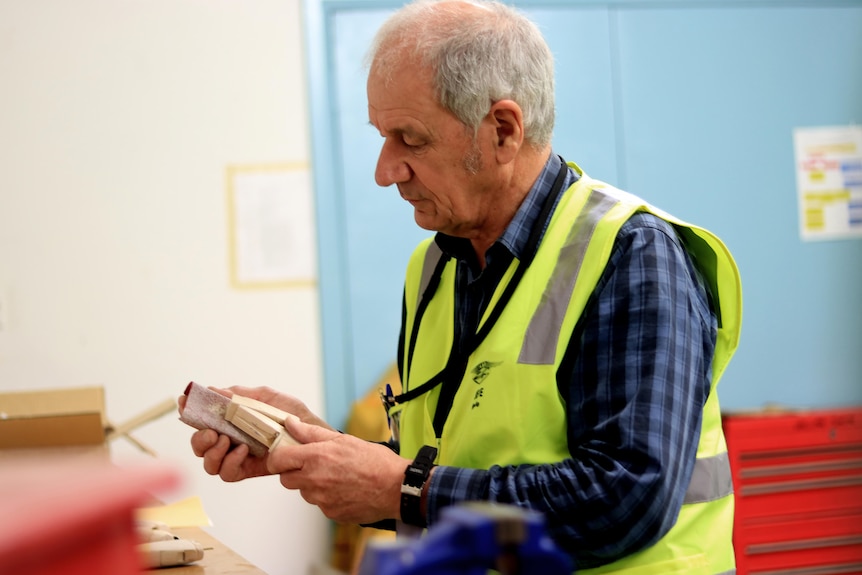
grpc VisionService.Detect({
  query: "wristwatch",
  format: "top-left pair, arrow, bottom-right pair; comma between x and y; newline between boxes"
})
400,445 -> 437,527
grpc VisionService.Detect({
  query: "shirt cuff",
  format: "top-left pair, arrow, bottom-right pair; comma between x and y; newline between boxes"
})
425,465 -> 490,526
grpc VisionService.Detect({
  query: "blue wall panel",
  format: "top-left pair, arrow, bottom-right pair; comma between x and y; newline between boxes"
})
331,7 -> 427,413
614,5 -> 862,409
306,0 -> 862,428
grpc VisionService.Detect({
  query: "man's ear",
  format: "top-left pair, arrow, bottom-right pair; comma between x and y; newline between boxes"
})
489,99 -> 524,164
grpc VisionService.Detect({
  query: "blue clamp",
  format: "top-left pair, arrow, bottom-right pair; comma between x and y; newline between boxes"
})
357,502 -> 573,575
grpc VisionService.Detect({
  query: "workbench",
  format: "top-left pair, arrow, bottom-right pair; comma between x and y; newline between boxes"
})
168,526 -> 267,575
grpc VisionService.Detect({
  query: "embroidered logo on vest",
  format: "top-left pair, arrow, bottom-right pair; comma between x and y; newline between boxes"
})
470,360 -> 502,409
471,360 -> 502,384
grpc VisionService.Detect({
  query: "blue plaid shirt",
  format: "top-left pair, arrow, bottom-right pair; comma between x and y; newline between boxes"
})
407,153 -> 717,569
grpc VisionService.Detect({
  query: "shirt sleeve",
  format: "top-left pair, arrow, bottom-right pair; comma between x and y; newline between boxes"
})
423,212 -> 718,569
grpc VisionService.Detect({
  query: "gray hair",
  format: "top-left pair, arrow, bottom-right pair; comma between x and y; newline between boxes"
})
365,0 -> 555,147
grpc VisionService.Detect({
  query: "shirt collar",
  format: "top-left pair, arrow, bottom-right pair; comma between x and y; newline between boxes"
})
435,152 -> 572,265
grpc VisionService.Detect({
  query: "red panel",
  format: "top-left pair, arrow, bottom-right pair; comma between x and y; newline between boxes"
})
723,408 -> 862,575
0,455 -> 180,575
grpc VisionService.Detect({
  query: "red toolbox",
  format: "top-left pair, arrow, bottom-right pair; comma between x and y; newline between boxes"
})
0,454 -> 180,575
723,407 -> 862,575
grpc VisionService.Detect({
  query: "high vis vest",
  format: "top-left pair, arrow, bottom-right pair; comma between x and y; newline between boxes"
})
390,162 -> 742,574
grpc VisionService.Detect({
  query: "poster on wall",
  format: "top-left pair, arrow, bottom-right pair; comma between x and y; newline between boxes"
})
226,163 -> 317,289
793,125 -> 862,241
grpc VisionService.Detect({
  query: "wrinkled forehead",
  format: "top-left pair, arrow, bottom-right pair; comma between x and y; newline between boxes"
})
367,52 -> 434,105
368,41 -> 423,91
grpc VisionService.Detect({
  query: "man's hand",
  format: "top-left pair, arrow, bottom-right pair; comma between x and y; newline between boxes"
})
189,428 -> 271,481
267,417 -> 409,525
178,385 -> 335,482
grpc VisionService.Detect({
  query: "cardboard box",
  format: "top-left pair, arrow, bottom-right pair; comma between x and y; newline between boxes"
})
0,386 -> 107,449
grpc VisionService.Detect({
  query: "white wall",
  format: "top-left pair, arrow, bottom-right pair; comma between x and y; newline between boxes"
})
0,1 -> 330,573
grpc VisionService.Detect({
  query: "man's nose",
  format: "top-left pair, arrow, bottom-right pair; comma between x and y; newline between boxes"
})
375,139 -> 410,187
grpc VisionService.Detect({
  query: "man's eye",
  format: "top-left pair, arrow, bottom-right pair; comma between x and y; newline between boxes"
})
402,136 -> 424,148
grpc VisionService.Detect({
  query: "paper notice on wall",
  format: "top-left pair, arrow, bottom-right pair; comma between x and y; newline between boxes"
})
227,164 -> 317,288
793,125 -> 862,241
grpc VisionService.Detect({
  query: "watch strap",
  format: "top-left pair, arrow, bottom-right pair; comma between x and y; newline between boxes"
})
400,444 -> 437,527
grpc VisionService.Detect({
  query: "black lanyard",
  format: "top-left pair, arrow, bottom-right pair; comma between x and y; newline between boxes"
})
393,158 -> 569,437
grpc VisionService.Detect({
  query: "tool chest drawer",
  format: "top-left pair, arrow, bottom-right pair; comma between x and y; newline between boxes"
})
722,408 -> 862,575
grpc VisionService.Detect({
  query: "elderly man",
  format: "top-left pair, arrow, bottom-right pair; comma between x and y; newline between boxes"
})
182,0 -> 742,572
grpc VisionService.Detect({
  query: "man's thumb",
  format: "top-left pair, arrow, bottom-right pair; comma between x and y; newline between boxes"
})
282,414 -> 339,444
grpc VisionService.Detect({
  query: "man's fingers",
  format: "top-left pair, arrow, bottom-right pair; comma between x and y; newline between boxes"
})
218,442 -> 250,482
266,420 -> 341,474
226,385 -> 272,402
266,444 -> 301,474
285,416 -> 339,444
191,428 -> 219,457
202,434 -> 232,476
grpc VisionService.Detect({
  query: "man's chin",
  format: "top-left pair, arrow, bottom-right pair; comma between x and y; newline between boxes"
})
413,212 -> 438,232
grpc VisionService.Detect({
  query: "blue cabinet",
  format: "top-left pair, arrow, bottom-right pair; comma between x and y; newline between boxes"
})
306,0 -> 862,428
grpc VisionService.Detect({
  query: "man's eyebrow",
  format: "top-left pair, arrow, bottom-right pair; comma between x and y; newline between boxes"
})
366,122 -> 419,139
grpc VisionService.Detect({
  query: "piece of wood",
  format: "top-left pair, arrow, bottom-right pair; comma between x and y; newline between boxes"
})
226,405 -> 299,449
270,428 -> 300,450
226,394 -> 295,425
106,397 -> 177,440
104,397 -> 178,456
225,405 -> 282,447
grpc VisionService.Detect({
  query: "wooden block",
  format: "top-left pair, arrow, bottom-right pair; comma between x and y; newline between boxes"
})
226,405 -> 282,447
270,428 -> 300,450
226,395 -> 291,425
225,405 -> 299,450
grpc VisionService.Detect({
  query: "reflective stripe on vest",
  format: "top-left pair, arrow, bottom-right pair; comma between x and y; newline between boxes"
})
417,241 -> 444,308
520,189 -> 619,365
686,452 -> 734,504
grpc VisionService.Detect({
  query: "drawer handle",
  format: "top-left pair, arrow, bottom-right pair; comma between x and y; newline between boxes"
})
748,534 -> 862,555
751,561 -> 862,575
741,444 -> 862,462
740,475 -> 862,496
741,459 -> 862,479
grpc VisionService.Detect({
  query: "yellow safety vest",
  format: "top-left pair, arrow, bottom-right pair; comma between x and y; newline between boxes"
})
391,163 -> 742,574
